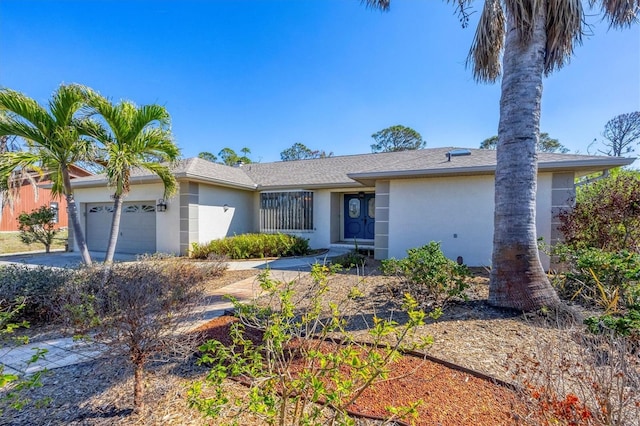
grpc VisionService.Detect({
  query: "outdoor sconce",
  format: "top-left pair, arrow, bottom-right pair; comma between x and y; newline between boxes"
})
223,204 -> 230,212
156,199 -> 167,212
358,191 -> 365,199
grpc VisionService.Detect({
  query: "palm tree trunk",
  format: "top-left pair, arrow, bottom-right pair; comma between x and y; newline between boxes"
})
62,167 -> 92,266
104,194 -> 123,264
489,4 -> 560,311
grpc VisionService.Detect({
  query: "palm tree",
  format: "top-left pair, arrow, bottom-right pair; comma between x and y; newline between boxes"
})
85,92 -> 179,264
364,0 -> 639,310
0,85 -> 97,265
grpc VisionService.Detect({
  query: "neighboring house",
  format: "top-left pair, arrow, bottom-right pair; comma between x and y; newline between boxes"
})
69,147 -> 634,268
0,165 -> 92,232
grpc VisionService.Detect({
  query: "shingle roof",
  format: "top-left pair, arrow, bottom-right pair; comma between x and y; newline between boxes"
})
70,148 -> 636,191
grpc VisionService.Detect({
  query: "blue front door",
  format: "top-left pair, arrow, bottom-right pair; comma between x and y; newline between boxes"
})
344,194 -> 375,240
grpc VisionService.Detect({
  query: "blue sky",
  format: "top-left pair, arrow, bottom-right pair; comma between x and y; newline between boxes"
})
1,0 -> 638,163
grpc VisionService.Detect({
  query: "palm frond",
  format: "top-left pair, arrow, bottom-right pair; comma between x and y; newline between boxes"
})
0,89 -> 53,137
141,162 -> 177,199
361,0 -> 391,11
504,0 -> 543,43
0,117 -> 46,145
130,104 -> 170,138
48,84 -> 86,126
592,0 -> 640,27
545,0 -> 584,74
467,0 -> 505,82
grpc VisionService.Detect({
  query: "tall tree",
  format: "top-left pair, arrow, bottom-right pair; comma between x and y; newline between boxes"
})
600,111 -> 640,156
0,85 -> 96,265
218,147 -> 252,166
480,133 -> 568,153
198,151 -> 218,162
364,1 -> 639,310
280,142 -> 334,161
370,125 -> 425,153
85,93 -> 179,264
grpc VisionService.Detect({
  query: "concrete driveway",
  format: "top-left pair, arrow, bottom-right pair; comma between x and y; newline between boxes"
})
0,251 -> 138,268
0,247 -> 352,270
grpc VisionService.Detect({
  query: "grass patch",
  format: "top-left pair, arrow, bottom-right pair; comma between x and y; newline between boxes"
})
0,230 -> 68,255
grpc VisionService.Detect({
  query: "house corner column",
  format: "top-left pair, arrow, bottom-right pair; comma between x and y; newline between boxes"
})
179,182 -> 199,256
374,181 -> 390,260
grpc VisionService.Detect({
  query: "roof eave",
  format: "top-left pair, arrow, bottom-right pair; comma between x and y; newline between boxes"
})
347,165 -> 496,185
537,157 -> 636,172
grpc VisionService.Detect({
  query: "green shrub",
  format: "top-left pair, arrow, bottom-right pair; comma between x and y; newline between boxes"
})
17,206 -> 59,253
381,242 -> 470,309
190,233 -> 310,259
552,246 -> 640,311
0,265 -> 72,321
584,306 -> 640,339
331,250 -> 368,270
557,170 -> 640,253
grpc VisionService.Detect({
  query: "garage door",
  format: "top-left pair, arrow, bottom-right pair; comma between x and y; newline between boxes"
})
86,202 -> 156,254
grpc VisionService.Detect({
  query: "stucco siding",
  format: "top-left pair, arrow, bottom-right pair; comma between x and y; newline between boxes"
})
535,173 -> 553,269
388,176 -> 495,266
387,174 -> 555,268
197,184 -> 255,243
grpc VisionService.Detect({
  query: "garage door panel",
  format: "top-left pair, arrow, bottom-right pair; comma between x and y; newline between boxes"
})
87,202 -> 156,254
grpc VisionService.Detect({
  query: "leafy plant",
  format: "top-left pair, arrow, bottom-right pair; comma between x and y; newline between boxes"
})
381,242 -> 470,309
0,298 -> 48,414
584,306 -> 640,340
557,170 -> 640,253
551,247 -> 640,312
331,250 -> 368,270
188,264 -> 433,425
191,233 -> 310,259
17,206 -> 60,253
0,265 -> 72,321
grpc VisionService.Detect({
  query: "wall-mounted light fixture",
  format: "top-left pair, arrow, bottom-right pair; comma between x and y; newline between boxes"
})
156,199 -> 167,212
223,204 -> 230,212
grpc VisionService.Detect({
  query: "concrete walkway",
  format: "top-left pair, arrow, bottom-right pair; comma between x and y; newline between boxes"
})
0,248 -> 350,376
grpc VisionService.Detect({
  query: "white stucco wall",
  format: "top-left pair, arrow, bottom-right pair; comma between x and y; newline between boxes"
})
72,183 -> 181,254
197,184 -> 255,243
387,173 -> 554,269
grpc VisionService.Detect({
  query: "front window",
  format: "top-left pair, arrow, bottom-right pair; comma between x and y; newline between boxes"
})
260,191 -> 313,231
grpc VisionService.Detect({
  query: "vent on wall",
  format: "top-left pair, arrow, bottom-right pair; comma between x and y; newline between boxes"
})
446,149 -> 471,162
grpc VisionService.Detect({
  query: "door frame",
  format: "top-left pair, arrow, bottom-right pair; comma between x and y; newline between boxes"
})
342,192 -> 375,242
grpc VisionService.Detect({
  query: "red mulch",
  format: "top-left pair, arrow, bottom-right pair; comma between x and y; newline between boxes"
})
193,315 -> 531,426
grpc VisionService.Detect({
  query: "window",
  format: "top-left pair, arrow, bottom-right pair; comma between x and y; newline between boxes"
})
260,191 -> 313,231
49,202 -> 59,223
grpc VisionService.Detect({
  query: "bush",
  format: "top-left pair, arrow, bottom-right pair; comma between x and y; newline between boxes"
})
0,265 -> 72,321
190,233 -> 310,259
188,265 -> 432,425
552,246 -> 640,312
558,170 -> 640,253
60,257 -> 214,412
381,242 -> 470,309
17,206 -> 60,253
584,306 -> 640,341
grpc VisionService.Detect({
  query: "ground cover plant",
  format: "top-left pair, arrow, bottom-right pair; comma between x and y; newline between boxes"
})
190,233 -> 310,259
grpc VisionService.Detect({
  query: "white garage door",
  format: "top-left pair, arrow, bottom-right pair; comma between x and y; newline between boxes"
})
86,202 -> 156,254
